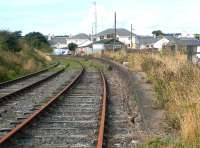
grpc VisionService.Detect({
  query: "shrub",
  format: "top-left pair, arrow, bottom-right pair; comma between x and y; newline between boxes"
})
24,32 -> 51,51
0,30 -> 22,52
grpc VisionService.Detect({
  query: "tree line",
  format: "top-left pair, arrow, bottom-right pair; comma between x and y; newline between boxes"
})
0,30 -> 51,52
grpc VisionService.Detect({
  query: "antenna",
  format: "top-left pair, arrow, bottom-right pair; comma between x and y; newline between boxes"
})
131,24 -> 133,48
94,1 -> 97,35
113,12 -> 116,52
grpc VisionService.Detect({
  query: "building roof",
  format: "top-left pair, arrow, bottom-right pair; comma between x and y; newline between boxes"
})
94,39 -> 124,45
96,28 -> 135,37
78,40 -> 93,48
49,36 -> 67,45
69,33 -> 90,40
179,37 -> 200,46
164,35 -> 179,44
137,35 -> 160,44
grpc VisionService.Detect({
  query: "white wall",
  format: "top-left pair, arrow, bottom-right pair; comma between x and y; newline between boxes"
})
93,44 -> 105,51
154,38 -> 169,50
53,43 -> 68,49
67,39 -> 90,46
196,46 -> 200,58
94,35 -> 138,47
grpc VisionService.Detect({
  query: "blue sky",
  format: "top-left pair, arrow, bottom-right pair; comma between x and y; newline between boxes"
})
0,0 -> 200,35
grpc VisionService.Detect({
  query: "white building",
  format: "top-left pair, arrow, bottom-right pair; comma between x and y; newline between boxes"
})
94,28 -> 139,48
154,38 -> 169,50
67,33 -> 91,46
48,35 -> 68,49
138,35 -> 170,50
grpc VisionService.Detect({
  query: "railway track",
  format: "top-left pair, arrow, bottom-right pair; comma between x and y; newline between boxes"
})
0,61 -> 83,138
0,58 -> 138,148
0,63 -> 108,148
0,63 -> 59,89
0,63 -> 60,101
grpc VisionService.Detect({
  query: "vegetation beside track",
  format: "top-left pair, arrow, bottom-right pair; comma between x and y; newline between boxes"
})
102,51 -> 200,147
0,30 -> 52,82
52,56 -> 107,70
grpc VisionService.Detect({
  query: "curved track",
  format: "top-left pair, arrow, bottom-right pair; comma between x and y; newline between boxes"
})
0,64 -> 108,148
0,63 -> 61,102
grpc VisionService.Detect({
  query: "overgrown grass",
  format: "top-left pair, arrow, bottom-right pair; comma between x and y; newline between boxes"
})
103,51 -> 200,147
0,48 -> 50,82
52,57 -> 107,70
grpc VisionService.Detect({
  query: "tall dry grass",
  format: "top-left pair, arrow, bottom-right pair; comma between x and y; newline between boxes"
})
0,48 -> 49,82
104,51 -> 200,147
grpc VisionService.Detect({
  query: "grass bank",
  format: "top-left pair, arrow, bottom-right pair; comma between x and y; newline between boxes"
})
102,51 -> 200,147
0,49 -> 51,82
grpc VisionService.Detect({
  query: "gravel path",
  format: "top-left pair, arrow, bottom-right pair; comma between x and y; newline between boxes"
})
105,71 -> 141,148
0,68 -> 81,137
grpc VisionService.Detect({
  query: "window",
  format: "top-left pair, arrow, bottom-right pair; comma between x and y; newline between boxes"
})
107,34 -> 114,39
100,36 -> 104,40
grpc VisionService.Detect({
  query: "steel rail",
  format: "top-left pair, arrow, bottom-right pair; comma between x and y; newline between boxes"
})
0,65 -> 84,145
0,62 -> 59,88
0,67 -> 65,103
97,71 -> 107,148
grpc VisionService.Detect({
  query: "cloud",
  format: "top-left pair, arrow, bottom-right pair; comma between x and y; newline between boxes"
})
1,0 -> 200,35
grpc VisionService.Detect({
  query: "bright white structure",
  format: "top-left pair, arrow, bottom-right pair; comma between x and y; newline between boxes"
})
94,28 -> 139,48
154,38 -> 169,50
67,33 -> 91,46
48,36 -> 68,49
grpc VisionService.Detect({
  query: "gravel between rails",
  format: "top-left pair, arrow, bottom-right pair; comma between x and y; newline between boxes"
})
2,69 -> 102,148
0,69 -> 81,137
0,71 -> 59,98
105,72 -> 139,148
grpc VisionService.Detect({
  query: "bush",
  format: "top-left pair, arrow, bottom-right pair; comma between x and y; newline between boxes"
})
24,32 -> 51,51
68,43 -> 78,52
0,30 -> 22,52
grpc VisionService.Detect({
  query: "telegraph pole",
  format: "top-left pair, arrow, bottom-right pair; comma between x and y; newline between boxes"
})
131,24 -> 133,48
92,26 -> 94,54
94,1 -> 97,35
113,12 -> 116,52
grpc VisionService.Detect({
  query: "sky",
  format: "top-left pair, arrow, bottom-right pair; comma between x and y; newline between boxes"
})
0,0 -> 200,36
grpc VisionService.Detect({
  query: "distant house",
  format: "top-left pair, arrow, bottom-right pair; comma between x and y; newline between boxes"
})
67,33 -> 91,46
138,35 -> 187,51
94,28 -> 139,48
93,39 -> 125,51
137,36 -> 160,49
178,37 -> 200,58
48,35 -> 68,49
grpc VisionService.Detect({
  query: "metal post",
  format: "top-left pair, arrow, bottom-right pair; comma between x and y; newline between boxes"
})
131,24 -> 133,48
113,12 -> 116,52
94,1 -> 97,35
91,26 -> 94,54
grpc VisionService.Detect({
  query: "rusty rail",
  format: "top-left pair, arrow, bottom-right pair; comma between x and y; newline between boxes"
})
0,62 -> 59,88
97,71 -> 107,148
0,65 -> 84,145
0,67 -> 65,103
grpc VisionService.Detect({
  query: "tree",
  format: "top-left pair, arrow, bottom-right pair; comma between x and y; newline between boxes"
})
152,30 -> 164,38
68,43 -> 78,55
24,32 -> 50,50
194,34 -> 200,40
0,30 -> 21,52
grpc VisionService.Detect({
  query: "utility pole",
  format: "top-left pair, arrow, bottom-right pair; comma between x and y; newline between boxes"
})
131,24 -> 133,48
94,1 -> 97,35
113,12 -> 116,52
91,26 -> 94,54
